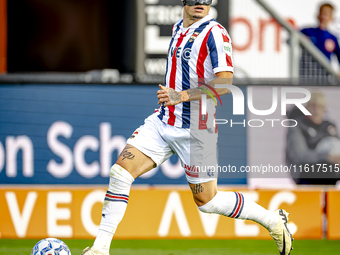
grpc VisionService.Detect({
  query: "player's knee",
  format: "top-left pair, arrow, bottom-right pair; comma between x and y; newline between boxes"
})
197,192 -> 224,215
198,203 -> 212,213
108,164 -> 135,193
193,196 -> 210,207
198,199 -> 217,214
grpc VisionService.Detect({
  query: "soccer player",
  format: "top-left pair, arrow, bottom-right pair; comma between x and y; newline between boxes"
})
81,1 -> 293,255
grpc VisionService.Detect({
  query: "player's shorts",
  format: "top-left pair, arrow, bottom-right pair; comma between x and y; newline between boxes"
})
127,112 -> 218,184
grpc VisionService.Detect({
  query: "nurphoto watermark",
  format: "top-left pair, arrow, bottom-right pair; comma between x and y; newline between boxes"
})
200,84 -> 311,128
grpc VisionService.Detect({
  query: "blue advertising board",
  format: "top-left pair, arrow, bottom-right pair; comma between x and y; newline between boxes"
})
0,84 -> 247,185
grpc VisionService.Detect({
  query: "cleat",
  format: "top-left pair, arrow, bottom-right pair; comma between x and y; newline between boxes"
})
81,247 -> 109,255
270,209 -> 293,255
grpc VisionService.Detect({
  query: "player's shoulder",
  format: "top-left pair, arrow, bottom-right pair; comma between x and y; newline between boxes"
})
171,18 -> 183,35
208,20 -> 230,35
206,20 -> 231,41
208,19 -> 225,30
173,18 -> 184,29
209,19 -> 225,28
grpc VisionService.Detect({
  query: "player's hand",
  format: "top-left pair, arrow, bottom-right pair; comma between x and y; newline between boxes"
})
157,85 -> 183,106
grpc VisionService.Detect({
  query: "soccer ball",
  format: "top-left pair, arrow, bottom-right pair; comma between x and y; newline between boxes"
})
31,238 -> 71,255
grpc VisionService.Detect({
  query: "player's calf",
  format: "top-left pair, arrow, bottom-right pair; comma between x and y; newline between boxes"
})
83,164 -> 134,255
198,191 -> 293,254
198,191 -> 278,229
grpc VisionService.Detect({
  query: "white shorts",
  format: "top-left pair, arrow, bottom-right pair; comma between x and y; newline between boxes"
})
127,113 -> 218,184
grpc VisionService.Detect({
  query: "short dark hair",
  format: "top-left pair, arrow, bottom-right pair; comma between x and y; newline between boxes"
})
319,3 -> 334,13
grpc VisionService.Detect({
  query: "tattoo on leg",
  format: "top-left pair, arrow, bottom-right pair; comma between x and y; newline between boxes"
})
121,146 -> 135,160
191,184 -> 204,194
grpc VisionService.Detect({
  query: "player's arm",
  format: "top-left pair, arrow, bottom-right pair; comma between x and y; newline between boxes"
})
157,71 -> 232,106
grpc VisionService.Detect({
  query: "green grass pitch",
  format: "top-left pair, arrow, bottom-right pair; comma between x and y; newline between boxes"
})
0,239 -> 339,255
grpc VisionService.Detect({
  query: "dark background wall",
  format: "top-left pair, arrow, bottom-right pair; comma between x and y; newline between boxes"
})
7,0 -> 138,73
6,0 -> 228,74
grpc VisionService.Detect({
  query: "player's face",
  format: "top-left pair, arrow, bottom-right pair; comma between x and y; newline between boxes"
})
318,6 -> 333,27
183,4 -> 210,20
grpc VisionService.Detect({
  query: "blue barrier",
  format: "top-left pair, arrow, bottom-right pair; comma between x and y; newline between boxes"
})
0,84 -> 246,185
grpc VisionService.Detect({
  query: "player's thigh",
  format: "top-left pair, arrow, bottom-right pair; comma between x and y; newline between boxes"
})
117,113 -> 174,179
171,127 -> 218,195
189,179 -> 218,207
116,144 -> 156,179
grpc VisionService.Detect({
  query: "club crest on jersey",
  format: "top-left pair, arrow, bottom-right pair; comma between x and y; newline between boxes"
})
189,32 -> 200,42
223,42 -> 232,56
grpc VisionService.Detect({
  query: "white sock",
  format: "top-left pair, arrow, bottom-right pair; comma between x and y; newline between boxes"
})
93,164 -> 134,253
198,191 -> 278,231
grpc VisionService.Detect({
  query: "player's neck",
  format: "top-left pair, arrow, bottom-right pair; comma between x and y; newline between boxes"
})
182,13 -> 206,28
183,18 -> 198,28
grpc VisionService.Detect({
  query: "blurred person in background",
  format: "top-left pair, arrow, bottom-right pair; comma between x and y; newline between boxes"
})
286,91 -> 340,185
300,3 -> 340,78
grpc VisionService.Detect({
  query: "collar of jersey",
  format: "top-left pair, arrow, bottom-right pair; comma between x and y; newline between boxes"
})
179,14 -> 212,30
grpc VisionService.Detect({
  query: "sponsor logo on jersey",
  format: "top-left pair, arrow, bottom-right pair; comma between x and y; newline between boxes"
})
170,47 -> 192,60
184,164 -> 199,177
223,42 -> 232,56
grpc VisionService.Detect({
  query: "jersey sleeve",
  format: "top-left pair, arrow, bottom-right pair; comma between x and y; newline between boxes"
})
207,25 -> 234,74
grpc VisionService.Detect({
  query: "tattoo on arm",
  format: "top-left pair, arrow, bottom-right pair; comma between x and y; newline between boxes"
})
120,145 -> 135,160
168,89 -> 182,105
191,184 -> 204,194
187,88 -> 204,101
